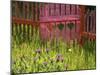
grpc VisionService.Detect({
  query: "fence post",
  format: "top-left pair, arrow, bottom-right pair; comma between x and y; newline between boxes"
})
79,5 -> 85,44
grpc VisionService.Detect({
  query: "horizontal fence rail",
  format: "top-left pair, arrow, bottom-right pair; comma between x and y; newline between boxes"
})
12,17 -> 80,24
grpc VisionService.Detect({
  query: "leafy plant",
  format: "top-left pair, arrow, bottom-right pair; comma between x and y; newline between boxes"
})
12,23 -> 96,73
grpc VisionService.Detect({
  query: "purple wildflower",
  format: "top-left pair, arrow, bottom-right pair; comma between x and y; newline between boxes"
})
35,49 -> 41,54
56,57 -> 60,62
56,54 -> 64,62
45,48 -> 50,53
43,62 -> 48,66
56,54 -> 62,58
60,57 -> 64,62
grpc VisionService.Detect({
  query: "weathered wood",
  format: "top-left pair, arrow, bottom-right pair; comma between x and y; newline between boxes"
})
12,2 -> 96,43
12,17 -> 80,24
82,32 -> 96,39
79,5 -> 85,37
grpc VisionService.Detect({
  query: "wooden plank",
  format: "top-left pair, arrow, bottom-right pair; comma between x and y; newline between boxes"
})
75,5 -> 77,14
12,17 -> 33,24
79,5 -> 85,37
12,17 -> 80,24
82,32 -> 96,39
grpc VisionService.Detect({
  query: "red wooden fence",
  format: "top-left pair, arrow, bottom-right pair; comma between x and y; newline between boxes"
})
83,10 -> 96,40
12,1 -> 96,43
12,17 -> 80,42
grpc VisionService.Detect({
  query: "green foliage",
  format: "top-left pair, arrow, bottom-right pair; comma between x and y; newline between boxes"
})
12,24 -> 96,74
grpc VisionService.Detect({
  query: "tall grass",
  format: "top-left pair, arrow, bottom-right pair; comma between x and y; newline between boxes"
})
11,24 -> 96,74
